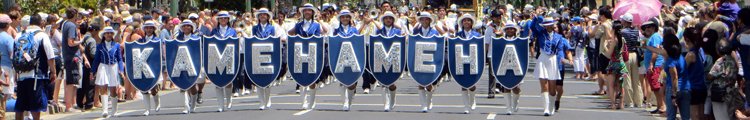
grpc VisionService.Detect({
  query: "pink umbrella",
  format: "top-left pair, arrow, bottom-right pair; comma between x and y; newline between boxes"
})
613,0 -> 663,26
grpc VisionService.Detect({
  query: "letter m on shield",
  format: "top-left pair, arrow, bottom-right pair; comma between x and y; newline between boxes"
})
207,44 -> 236,75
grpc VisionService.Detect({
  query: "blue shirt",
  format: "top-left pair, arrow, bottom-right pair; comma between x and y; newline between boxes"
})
556,38 -> 573,70
333,25 -> 359,37
0,32 -> 13,67
529,16 -> 560,55
61,20 -> 80,64
665,56 -> 689,91
376,27 -> 402,37
644,33 -> 665,68
252,23 -> 276,38
687,48 -> 707,91
210,25 -> 238,39
159,29 -> 172,40
412,27 -> 439,37
293,20 -> 322,37
455,30 -> 481,39
92,41 -> 123,74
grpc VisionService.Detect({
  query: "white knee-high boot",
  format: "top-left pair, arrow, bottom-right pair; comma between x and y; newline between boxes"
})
427,90 -> 434,110
216,87 -> 225,112
461,90 -> 470,114
469,90 -> 476,110
347,88 -> 354,110
190,93 -> 198,112
382,88 -> 389,111
388,89 -> 396,110
309,88 -> 317,109
418,89 -> 428,112
341,86 -> 348,111
111,96 -> 119,116
259,87 -> 267,110
506,93 -> 514,115
265,87 -> 272,108
513,93 -> 520,112
549,94 -> 556,115
542,92 -> 552,116
182,92 -> 191,114
101,95 -> 110,117
143,93 -> 152,116
301,86 -> 310,109
224,87 -> 233,110
154,94 -> 161,112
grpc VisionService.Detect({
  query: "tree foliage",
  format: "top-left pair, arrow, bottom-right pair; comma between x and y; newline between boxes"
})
17,0 -> 100,15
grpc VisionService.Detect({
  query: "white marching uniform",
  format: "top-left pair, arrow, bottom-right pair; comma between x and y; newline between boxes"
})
534,53 -> 561,80
95,64 -> 119,87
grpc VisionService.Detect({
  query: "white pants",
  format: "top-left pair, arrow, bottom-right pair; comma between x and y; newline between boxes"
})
573,48 -> 587,73
712,102 -> 731,120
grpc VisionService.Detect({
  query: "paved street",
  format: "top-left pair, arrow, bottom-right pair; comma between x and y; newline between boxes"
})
44,61 -> 661,120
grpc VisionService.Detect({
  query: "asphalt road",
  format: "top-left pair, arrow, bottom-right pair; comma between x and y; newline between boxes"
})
44,62 -> 661,120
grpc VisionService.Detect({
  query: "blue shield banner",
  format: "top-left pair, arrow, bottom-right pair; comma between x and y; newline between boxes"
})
245,37 -> 283,88
491,37 -> 529,89
124,40 -> 162,91
407,35 -> 446,86
368,35 -> 406,86
165,38 -> 203,90
447,37 -> 486,88
202,36 -> 240,87
287,36 -> 325,86
328,35 -> 366,86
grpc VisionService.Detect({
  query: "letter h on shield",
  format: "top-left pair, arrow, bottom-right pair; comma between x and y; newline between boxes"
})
455,44 -> 479,75
294,43 -> 317,73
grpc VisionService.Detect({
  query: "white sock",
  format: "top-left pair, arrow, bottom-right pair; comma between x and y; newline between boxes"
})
543,92 -> 550,114
302,87 -> 309,109
183,92 -> 190,113
265,87 -> 272,108
506,93 -> 513,114
309,88 -> 317,109
143,93 -> 151,115
101,95 -> 109,114
418,89 -> 427,111
382,88 -> 389,110
154,94 -> 161,112
469,90 -> 476,110
112,96 -> 119,115
225,87 -> 233,109
462,90 -> 470,113
216,87 -> 225,112
513,93 -> 521,112
388,89 -> 396,109
427,90 -> 433,110
259,87 -> 266,109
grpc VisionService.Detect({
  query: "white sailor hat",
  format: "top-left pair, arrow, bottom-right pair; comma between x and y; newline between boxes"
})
177,20 -> 197,33
98,26 -> 117,38
254,8 -> 273,20
217,11 -> 231,18
380,11 -> 397,22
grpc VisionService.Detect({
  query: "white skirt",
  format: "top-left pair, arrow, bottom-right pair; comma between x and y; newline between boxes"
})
95,64 -> 120,87
534,53 -> 561,80
573,48 -> 587,72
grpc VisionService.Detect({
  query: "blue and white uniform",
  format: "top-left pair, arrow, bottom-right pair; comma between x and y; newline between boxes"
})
252,8 -> 277,110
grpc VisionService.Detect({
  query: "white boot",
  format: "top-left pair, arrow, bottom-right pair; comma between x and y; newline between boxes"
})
543,92 -> 551,116
264,87 -> 272,108
461,91 -> 470,114
183,92 -> 191,114
154,94 -> 161,112
111,96 -> 119,117
190,94 -> 198,112
418,89 -> 428,112
143,93 -> 151,116
216,87 -> 225,112
513,93 -> 520,112
427,90 -> 434,110
469,90 -> 476,110
347,88 -> 355,110
101,95 -> 110,118
259,87 -> 267,110
388,89 -> 396,110
302,87 -> 309,109
549,94 -> 556,115
382,88 -> 390,111
506,93 -> 514,115
309,88 -> 317,109
341,87 -> 349,111
225,87 -> 233,110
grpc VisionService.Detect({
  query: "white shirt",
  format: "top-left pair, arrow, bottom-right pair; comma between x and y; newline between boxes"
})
421,27 -> 431,36
385,26 -> 393,35
219,25 -> 228,36
18,26 -> 57,79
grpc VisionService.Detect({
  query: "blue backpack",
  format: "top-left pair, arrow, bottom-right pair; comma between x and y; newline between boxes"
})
13,31 -> 42,72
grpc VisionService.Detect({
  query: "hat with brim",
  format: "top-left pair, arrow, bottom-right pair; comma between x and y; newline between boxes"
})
337,9 -> 353,19
300,3 -> 318,16
457,13 -> 476,27
379,11 -> 397,23
141,20 -> 159,31
254,8 -> 274,20
620,13 -> 633,23
177,20 -> 197,33
541,17 -> 556,26
502,21 -> 520,31
188,13 -> 199,19
217,11 -> 231,18
588,14 -> 599,21
640,17 -> 660,28
417,12 -> 434,23
98,26 -> 117,39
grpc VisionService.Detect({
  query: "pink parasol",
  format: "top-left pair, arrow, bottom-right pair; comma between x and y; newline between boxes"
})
613,0 -> 663,26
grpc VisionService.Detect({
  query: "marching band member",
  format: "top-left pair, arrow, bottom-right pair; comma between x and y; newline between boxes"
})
454,13 -> 481,114
209,11 -> 237,112
500,21 -> 525,115
92,27 -> 122,118
332,9 -> 359,111
375,11 -> 403,112
187,13 -> 208,104
412,11 -> 440,113
175,20 -> 201,114
288,3 -> 325,110
137,21 -> 162,116
529,16 -> 564,116
252,8 -> 277,110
